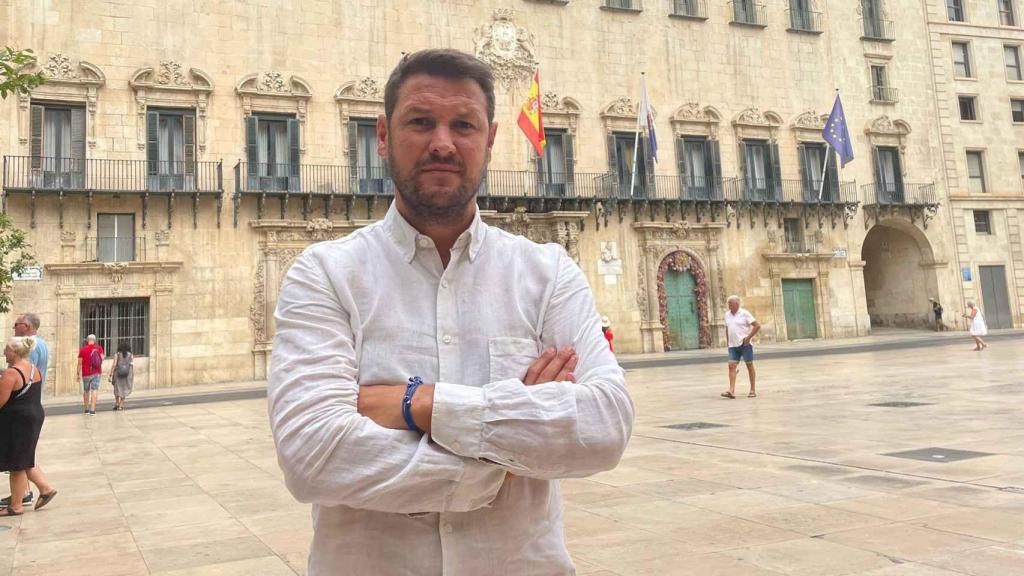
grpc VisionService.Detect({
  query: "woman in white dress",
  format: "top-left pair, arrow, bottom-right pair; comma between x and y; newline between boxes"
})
963,301 -> 988,351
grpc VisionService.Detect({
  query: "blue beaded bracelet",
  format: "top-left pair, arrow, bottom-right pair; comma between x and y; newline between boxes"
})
402,376 -> 425,434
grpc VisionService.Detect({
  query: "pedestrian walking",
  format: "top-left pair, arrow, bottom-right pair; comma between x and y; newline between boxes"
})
0,337 -> 57,516
963,301 -> 988,350
110,342 -> 133,411
722,295 -> 761,399
77,335 -> 104,415
929,298 -> 945,332
2,313 -> 56,510
601,316 -> 615,352
267,49 -> 633,575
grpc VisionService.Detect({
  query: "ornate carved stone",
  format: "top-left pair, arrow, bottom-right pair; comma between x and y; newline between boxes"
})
155,60 -> 190,86
249,260 -> 267,342
677,102 -> 704,120
637,265 -> 648,321
474,9 -> 538,88
103,262 -> 130,284
866,115 -> 911,136
155,229 -> 171,245
505,207 -> 531,237
259,72 -> 287,93
60,231 -> 76,244
353,77 -> 383,100
656,249 -> 713,350
738,107 -> 767,125
41,54 -> 76,80
306,218 -> 334,241
793,110 -> 827,130
608,97 -> 636,117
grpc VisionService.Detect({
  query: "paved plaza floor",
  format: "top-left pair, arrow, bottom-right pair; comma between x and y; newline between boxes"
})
2,337 -> 1023,575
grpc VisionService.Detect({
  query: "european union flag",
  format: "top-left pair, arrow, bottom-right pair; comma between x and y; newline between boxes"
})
823,94 -> 854,167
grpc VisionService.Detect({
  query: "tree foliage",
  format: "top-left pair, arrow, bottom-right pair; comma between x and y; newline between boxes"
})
0,213 -> 36,314
0,47 -> 46,99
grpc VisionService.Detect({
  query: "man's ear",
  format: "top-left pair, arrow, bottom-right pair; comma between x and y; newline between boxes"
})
376,114 -> 388,157
486,121 -> 498,162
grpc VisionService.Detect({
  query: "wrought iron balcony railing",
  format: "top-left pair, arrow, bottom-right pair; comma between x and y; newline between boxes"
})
784,238 -> 818,254
86,235 -> 148,263
862,182 -> 936,206
787,9 -> 824,33
870,85 -> 900,103
2,156 -> 223,195
729,178 -> 858,204
861,17 -> 895,41
671,0 -> 707,19
730,1 -> 768,26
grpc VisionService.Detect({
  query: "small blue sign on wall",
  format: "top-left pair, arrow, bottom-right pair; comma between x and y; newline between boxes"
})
961,267 -> 972,282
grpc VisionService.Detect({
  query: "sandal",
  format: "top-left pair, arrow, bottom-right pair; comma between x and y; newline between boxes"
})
720,391 -> 735,399
35,490 -> 57,511
0,507 -> 23,516
748,391 -> 757,398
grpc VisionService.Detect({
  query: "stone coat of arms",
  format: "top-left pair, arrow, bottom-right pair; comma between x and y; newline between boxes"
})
474,9 -> 538,88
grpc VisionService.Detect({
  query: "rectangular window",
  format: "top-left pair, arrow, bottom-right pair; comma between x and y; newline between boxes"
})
604,0 -> 635,8
80,298 -> 149,358
96,214 -> 135,263
966,151 -> 987,193
146,109 -> 196,192
683,137 -> 708,197
862,0 -> 886,38
540,129 -> 569,196
1000,0 -> 1017,25
743,139 -> 775,200
783,218 -> 806,252
352,118 -> 386,194
870,65 -> 895,102
245,114 -> 299,192
30,102 -> 86,189
875,146 -> 904,202
613,132 -> 649,197
973,210 -> 992,234
947,0 -> 965,21
1006,46 -> 1023,80
953,42 -> 972,77
673,0 -> 703,17
733,0 -> 762,24
1018,151 -> 1024,190
799,142 -> 839,201
959,95 -> 978,120
1012,99 -> 1024,122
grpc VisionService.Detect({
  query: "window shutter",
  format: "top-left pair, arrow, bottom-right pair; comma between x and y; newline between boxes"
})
643,135 -> 656,192
183,114 -> 196,176
797,144 -> 810,200
287,118 -> 300,192
769,141 -> 782,201
245,116 -> 258,176
607,133 -> 619,198
675,137 -> 688,199
71,107 -> 86,162
348,121 -> 359,192
535,146 -> 545,195
709,139 -> 723,200
30,105 -> 44,170
739,140 -> 749,196
146,111 -> 160,175
564,133 -> 575,192
871,147 -> 882,202
826,149 -> 840,201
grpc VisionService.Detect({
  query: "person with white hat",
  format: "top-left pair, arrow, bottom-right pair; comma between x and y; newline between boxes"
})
601,316 -> 614,352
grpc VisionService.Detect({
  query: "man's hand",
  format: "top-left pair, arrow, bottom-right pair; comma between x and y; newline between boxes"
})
357,382 -> 435,433
741,337 -> 751,346
523,345 -> 577,386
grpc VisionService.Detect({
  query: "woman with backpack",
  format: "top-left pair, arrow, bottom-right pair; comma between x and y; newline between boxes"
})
110,342 -> 133,411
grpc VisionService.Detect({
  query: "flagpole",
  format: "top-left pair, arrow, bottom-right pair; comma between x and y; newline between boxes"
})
629,73 -> 645,198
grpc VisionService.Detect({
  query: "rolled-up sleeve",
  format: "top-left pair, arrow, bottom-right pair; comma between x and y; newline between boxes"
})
268,248 -> 505,514
430,251 -> 634,480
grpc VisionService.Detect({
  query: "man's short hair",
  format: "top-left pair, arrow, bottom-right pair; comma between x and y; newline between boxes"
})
384,49 -> 496,124
86,334 -> 97,342
727,295 -> 742,304
19,312 -> 40,331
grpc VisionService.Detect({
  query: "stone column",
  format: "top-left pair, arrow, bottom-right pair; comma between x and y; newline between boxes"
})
152,281 -> 174,388
849,260 -> 870,336
639,246 -> 664,353
769,268 -> 785,341
706,240 -> 726,346
55,283 -> 78,397
817,269 -> 832,339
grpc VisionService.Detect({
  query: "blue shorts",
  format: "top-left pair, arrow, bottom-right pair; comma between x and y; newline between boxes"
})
728,345 -> 754,363
82,374 -> 100,392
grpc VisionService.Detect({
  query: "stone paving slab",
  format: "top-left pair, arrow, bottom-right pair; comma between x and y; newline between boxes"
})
2,338 -> 1022,575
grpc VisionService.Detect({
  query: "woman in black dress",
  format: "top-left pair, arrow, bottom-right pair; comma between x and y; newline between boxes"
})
0,336 -> 54,516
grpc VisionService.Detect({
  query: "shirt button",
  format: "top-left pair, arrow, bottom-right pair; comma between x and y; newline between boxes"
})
452,441 -> 461,451
417,238 -> 431,248
441,280 -> 449,289
443,523 -> 454,534
442,334 -> 453,344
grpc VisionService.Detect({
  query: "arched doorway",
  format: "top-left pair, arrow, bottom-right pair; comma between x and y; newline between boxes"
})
657,250 -> 711,351
861,221 -> 939,329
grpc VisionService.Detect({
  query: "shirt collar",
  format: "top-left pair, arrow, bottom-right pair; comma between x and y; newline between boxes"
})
384,202 -> 487,264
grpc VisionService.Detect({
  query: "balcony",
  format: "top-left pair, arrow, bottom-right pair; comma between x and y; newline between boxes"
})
786,9 -> 824,33
730,1 -> 767,26
861,17 -> 895,41
3,156 -> 223,195
729,179 -> 859,204
862,182 -> 936,206
670,0 -> 707,19
784,238 -> 818,254
870,85 -> 900,104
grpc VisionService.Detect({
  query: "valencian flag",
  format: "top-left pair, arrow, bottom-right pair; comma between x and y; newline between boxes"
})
823,94 -> 854,167
517,69 -> 545,155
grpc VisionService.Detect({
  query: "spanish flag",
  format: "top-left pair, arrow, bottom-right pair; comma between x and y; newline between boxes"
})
517,70 -> 545,155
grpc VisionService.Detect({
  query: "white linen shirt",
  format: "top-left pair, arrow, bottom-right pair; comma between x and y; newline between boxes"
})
725,307 -> 757,348
268,203 -> 634,576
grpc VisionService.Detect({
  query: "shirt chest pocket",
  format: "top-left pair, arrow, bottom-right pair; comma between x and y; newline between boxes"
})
488,337 -> 539,382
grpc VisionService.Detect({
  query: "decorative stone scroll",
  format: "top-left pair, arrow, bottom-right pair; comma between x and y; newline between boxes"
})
130,62 -> 214,152
732,107 -> 783,140
236,72 -> 312,154
671,103 -> 722,138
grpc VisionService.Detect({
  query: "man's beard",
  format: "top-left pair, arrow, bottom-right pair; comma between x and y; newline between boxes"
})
388,144 -> 484,225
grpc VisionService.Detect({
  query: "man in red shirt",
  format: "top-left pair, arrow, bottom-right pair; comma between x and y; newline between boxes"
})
77,334 -> 104,415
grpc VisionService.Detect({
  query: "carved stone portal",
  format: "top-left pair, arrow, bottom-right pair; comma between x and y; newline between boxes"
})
483,209 -> 587,263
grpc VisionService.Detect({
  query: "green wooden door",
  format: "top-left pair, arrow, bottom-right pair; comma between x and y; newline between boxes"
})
665,270 -> 700,350
782,279 -> 818,340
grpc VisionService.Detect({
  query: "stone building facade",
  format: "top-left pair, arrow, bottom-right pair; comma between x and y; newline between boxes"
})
0,0 -> 1017,397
